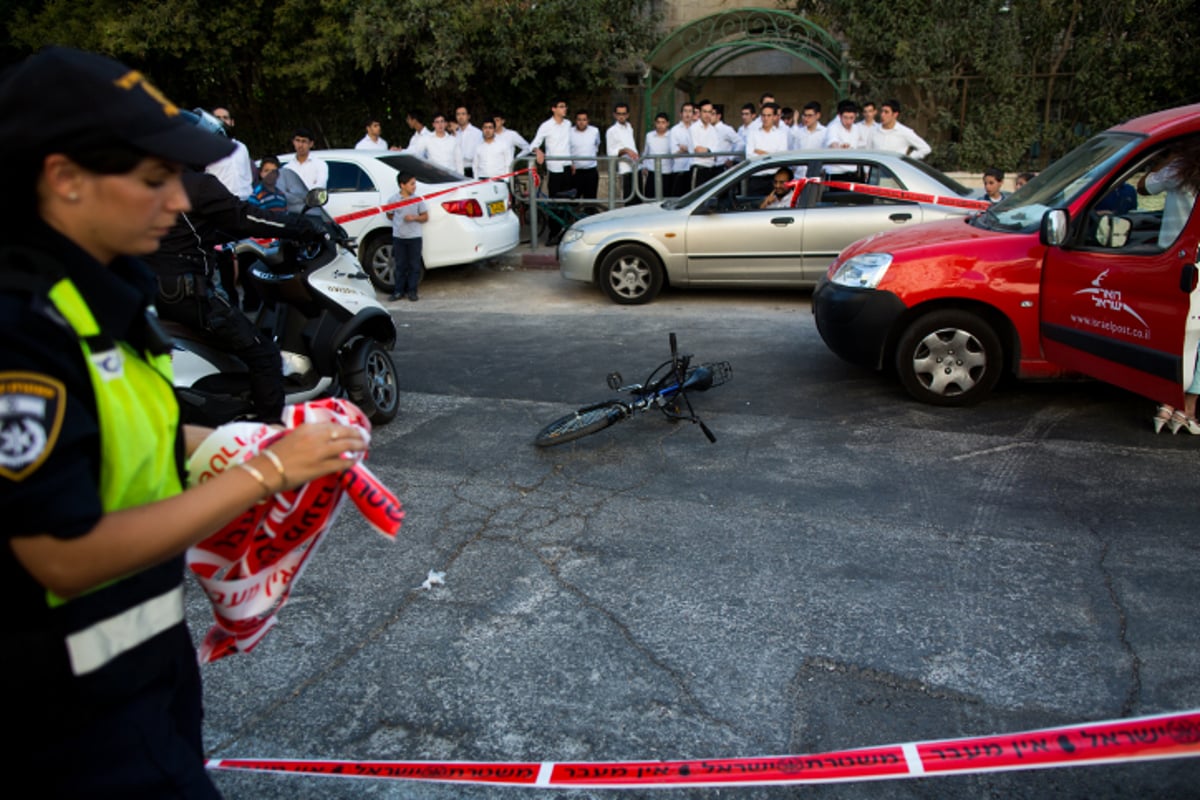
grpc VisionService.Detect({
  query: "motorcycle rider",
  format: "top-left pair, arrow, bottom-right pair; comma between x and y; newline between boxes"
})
144,110 -> 326,423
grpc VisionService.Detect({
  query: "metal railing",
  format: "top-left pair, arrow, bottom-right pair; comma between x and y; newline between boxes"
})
507,151 -> 745,247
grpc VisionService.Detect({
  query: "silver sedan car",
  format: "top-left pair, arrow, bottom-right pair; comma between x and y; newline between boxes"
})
557,151 -> 977,304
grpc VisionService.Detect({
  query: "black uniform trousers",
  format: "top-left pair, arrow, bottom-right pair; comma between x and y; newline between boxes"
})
156,273 -> 284,422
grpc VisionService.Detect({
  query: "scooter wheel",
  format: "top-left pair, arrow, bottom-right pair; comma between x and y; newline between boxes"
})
343,339 -> 400,423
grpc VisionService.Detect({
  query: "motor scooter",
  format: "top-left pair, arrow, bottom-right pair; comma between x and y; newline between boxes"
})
168,190 -> 400,426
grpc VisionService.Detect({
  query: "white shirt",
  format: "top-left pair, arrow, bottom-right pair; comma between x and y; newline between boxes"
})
715,121 -> 744,165
456,123 -> 483,172
206,138 -> 253,199
870,123 -> 932,160
354,135 -> 389,151
283,153 -> 328,190
762,194 -> 792,209
569,124 -> 600,169
689,122 -> 720,168
823,122 -> 866,150
406,128 -> 432,153
669,121 -> 693,172
790,123 -> 827,150
530,117 -> 571,173
745,125 -> 789,160
422,132 -> 461,173
642,130 -> 675,175
606,121 -> 638,175
497,128 -> 531,159
473,138 -> 512,179
1145,165 -> 1196,247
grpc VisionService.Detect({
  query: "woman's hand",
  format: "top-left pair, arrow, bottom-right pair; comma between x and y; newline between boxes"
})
256,422 -> 367,492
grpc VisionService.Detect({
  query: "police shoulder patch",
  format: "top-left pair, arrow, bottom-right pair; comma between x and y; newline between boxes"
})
0,371 -> 66,482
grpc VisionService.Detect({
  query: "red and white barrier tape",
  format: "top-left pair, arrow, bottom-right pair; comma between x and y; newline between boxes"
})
782,176 -> 991,211
206,708 -> 1200,788
332,167 -> 538,226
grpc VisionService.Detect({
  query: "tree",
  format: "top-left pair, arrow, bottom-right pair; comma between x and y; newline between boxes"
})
3,0 -> 659,156
793,0 -> 1200,171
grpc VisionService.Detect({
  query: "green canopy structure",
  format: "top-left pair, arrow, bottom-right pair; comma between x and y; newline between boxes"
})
642,7 -> 850,130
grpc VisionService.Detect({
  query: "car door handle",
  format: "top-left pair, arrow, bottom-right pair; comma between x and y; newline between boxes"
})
889,213 -> 913,222
1181,262 -> 1198,293
770,217 -> 795,226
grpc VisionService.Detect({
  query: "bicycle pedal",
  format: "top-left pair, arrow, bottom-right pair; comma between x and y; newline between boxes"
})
606,371 -> 623,390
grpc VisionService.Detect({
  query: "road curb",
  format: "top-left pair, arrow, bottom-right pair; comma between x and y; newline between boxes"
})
499,245 -> 559,271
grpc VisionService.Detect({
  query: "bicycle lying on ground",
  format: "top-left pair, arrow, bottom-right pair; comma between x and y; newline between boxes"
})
534,333 -> 732,447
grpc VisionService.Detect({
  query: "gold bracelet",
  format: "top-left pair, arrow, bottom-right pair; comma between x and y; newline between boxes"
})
260,448 -> 287,491
238,462 -> 272,500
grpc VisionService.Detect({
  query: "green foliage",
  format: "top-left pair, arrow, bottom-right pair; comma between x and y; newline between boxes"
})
2,0 -> 658,156
795,0 -> 1200,171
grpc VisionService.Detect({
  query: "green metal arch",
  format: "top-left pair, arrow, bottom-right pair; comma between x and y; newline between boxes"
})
642,8 -> 849,130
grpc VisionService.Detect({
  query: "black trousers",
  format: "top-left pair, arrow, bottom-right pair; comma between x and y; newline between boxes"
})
545,170 -> 573,240
571,167 -> 599,199
23,628 -> 221,799
157,273 -> 284,422
692,165 -> 721,189
620,172 -> 640,205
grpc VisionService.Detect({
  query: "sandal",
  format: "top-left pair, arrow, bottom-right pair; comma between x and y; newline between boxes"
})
1167,410 -> 1200,435
1153,404 -> 1175,434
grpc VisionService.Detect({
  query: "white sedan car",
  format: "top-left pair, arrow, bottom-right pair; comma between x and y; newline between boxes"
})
280,149 -> 520,292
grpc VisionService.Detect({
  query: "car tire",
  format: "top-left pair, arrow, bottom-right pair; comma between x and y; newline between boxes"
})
361,235 -> 395,293
894,309 -> 1003,406
599,244 -> 664,305
341,338 -> 400,424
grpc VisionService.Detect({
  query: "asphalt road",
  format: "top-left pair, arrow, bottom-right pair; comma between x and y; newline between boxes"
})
193,263 -> 1200,799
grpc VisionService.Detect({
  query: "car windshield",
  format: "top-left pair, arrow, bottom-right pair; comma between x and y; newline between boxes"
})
664,170 -> 740,209
377,153 -> 466,184
972,131 -> 1143,234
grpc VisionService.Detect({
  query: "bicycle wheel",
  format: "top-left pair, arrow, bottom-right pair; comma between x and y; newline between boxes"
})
534,401 -> 626,447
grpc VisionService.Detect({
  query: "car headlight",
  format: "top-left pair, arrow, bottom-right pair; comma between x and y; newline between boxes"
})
829,253 -> 893,289
559,228 -> 584,245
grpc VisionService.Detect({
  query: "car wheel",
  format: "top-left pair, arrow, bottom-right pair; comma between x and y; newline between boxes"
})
599,244 -> 663,305
361,235 -> 395,293
894,309 -> 1002,406
341,339 -> 400,423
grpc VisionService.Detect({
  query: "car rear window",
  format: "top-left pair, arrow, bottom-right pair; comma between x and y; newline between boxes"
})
903,157 -> 974,196
377,154 -> 466,184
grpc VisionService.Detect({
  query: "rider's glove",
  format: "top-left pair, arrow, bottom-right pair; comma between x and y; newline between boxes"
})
296,215 -> 329,245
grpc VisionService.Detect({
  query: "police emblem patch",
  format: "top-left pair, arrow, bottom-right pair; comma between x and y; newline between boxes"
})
0,372 -> 66,482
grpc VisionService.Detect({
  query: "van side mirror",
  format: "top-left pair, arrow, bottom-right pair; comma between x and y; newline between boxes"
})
1041,208 -> 1068,247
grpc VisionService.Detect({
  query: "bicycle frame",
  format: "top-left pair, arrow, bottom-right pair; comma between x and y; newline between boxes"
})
534,333 -> 731,447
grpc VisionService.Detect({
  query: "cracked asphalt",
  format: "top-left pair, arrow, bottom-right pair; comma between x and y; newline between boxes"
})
192,263 -> 1200,799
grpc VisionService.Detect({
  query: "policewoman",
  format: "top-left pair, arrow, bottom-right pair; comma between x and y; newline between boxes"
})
0,48 -> 367,797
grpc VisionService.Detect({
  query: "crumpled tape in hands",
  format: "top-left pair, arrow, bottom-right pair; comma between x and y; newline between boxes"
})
184,398 -> 404,662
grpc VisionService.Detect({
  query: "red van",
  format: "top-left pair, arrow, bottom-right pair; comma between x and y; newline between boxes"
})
813,103 -> 1200,407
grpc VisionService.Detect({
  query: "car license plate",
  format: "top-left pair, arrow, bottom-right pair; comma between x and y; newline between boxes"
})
487,199 -> 506,216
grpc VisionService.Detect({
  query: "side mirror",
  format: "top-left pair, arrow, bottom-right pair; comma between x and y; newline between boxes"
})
304,187 -> 329,209
1040,208 -> 1068,247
